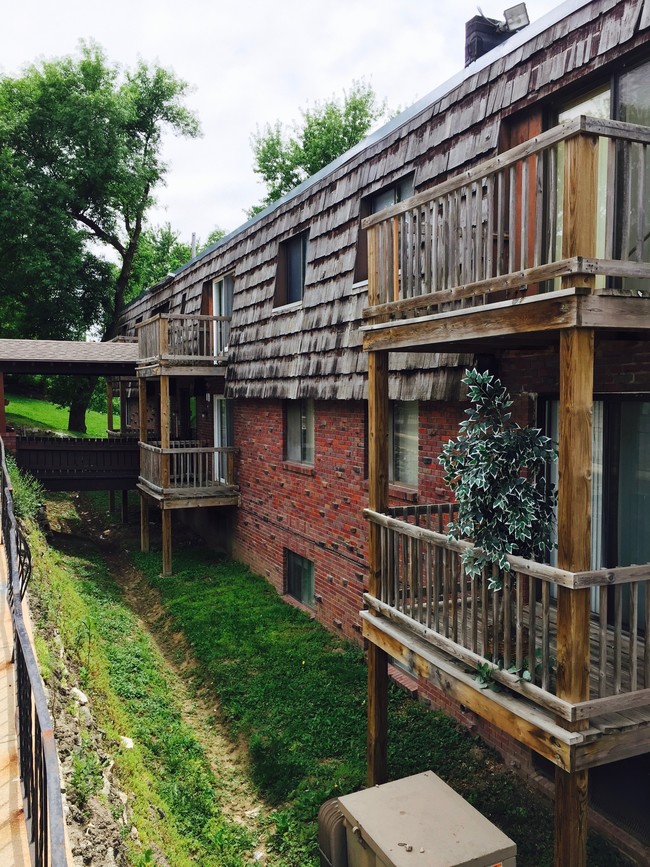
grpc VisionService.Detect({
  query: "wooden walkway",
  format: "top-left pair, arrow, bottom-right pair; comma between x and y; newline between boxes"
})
0,543 -> 29,866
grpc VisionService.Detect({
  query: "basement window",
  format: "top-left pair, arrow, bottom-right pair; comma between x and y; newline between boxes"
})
286,550 -> 315,607
275,230 -> 309,307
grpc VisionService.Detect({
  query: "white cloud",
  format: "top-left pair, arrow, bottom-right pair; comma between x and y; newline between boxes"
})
2,0 -> 561,242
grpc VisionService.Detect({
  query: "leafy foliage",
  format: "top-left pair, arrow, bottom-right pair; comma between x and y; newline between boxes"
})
5,454 -> 43,519
127,223 -> 227,304
0,42 -> 200,430
439,369 -> 557,585
250,80 -> 386,213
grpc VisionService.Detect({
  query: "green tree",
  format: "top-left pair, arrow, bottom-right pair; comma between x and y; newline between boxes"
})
0,42 -> 200,430
439,369 -> 557,586
250,80 -> 386,214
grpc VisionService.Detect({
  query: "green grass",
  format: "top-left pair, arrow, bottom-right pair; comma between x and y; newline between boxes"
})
26,510 -> 257,866
132,546 -> 633,867
5,392 -> 110,437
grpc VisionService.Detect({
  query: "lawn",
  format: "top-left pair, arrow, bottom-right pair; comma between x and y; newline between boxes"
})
5,392 -> 110,437
22,487 -> 634,867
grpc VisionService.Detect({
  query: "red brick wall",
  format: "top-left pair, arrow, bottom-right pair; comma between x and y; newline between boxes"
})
498,339 -> 650,402
229,398 -> 465,640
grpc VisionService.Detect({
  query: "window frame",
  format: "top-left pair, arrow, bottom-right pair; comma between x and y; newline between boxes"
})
285,550 -> 315,607
275,230 -> 309,308
354,174 -> 415,284
389,400 -> 419,488
284,398 -> 315,465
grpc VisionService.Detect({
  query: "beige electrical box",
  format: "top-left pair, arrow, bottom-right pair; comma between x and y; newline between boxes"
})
337,771 -> 516,867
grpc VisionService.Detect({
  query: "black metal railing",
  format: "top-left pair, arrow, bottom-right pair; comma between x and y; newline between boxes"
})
1,437 -> 69,866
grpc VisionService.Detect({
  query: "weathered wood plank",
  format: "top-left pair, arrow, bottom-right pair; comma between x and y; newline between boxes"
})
361,612 -> 579,771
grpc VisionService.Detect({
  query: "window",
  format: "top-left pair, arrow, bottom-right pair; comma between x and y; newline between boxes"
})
553,59 -> 650,292
275,230 -> 309,307
214,397 -> 234,483
544,397 -> 650,626
389,401 -> 418,487
286,550 -> 315,607
212,273 -> 234,354
285,399 -> 315,464
354,175 -> 415,283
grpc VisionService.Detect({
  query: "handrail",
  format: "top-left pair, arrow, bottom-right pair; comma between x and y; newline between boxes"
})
362,116 -> 650,229
362,116 -> 650,312
0,437 -> 69,867
365,507 -> 650,721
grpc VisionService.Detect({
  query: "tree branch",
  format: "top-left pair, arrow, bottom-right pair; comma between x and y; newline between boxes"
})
71,210 -> 126,256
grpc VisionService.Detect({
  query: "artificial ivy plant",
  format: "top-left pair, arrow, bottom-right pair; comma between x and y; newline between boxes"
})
439,369 -> 557,588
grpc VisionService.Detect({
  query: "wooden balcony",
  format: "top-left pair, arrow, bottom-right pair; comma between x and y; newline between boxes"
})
361,116 -> 650,354
364,506 -> 650,773
138,440 -> 239,509
136,314 -> 231,377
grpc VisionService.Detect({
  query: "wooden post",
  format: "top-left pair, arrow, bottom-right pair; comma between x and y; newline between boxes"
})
140,494 -> 150,553
119,380 -> 126,434
160,376 -> 171,575
0,373 -> 6,440
106,379 -> 114,433
561,131 -> 598,278
107,379 -> 116,513
554,331 -> 594,867
138,380 -> 148,445
367,349 -> 389,786
138,379 -> 148,553
162,509 -> 172,577
554,127 -> 598,867
121,489 -> 128,524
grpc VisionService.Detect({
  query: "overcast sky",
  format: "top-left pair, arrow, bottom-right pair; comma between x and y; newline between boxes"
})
3,0 -> 561,245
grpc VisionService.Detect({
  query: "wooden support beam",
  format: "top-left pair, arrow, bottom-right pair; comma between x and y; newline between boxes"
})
121,489 -> 128,524
361,290 -> 583,352
554,129 -> 598,867
555,326 -> 594,867
367,350 -> 389,786
106,379 -> 114,433
160,376 -> 170,490
0,372 -> 6,437
138,380 -> 148,445
162,509 -> 172,577
118,379 -> 125,434
140,495 -> 149,554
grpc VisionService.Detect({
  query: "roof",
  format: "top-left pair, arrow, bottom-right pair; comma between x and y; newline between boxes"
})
167,0 -> 594,280
0,339 -> 138,376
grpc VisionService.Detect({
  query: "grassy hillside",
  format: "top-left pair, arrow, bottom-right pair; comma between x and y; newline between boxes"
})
5,392 -> 110,437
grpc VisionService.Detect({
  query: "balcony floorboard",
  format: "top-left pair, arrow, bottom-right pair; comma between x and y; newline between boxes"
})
362,610 -> 650,773
137,481 -> 239,510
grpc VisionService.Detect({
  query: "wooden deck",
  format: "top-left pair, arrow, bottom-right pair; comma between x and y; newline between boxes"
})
362,609 -> 650,773
136,314 -> 229,377
137,481 -> 240,510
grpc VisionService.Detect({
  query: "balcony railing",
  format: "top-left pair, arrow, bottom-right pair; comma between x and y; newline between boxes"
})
137,314 -> 231,367
139,440 -> 238,494
365,508 -> 650,725
363,116 -> 650,320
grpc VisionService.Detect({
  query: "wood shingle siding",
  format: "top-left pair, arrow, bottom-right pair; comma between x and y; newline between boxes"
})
120,0 -> 649,403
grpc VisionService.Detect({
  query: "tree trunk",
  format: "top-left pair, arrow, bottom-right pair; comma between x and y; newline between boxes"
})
68,376 -> 97,433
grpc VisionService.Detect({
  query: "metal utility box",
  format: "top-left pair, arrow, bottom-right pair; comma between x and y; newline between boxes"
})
336,771 -> 516,867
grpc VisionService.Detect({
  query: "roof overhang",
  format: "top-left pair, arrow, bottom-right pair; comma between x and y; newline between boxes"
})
0,339 -> 138,377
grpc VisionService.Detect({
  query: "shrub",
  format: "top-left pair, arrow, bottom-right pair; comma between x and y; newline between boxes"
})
439,369 -> 557,585
5,454 -> 44,520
